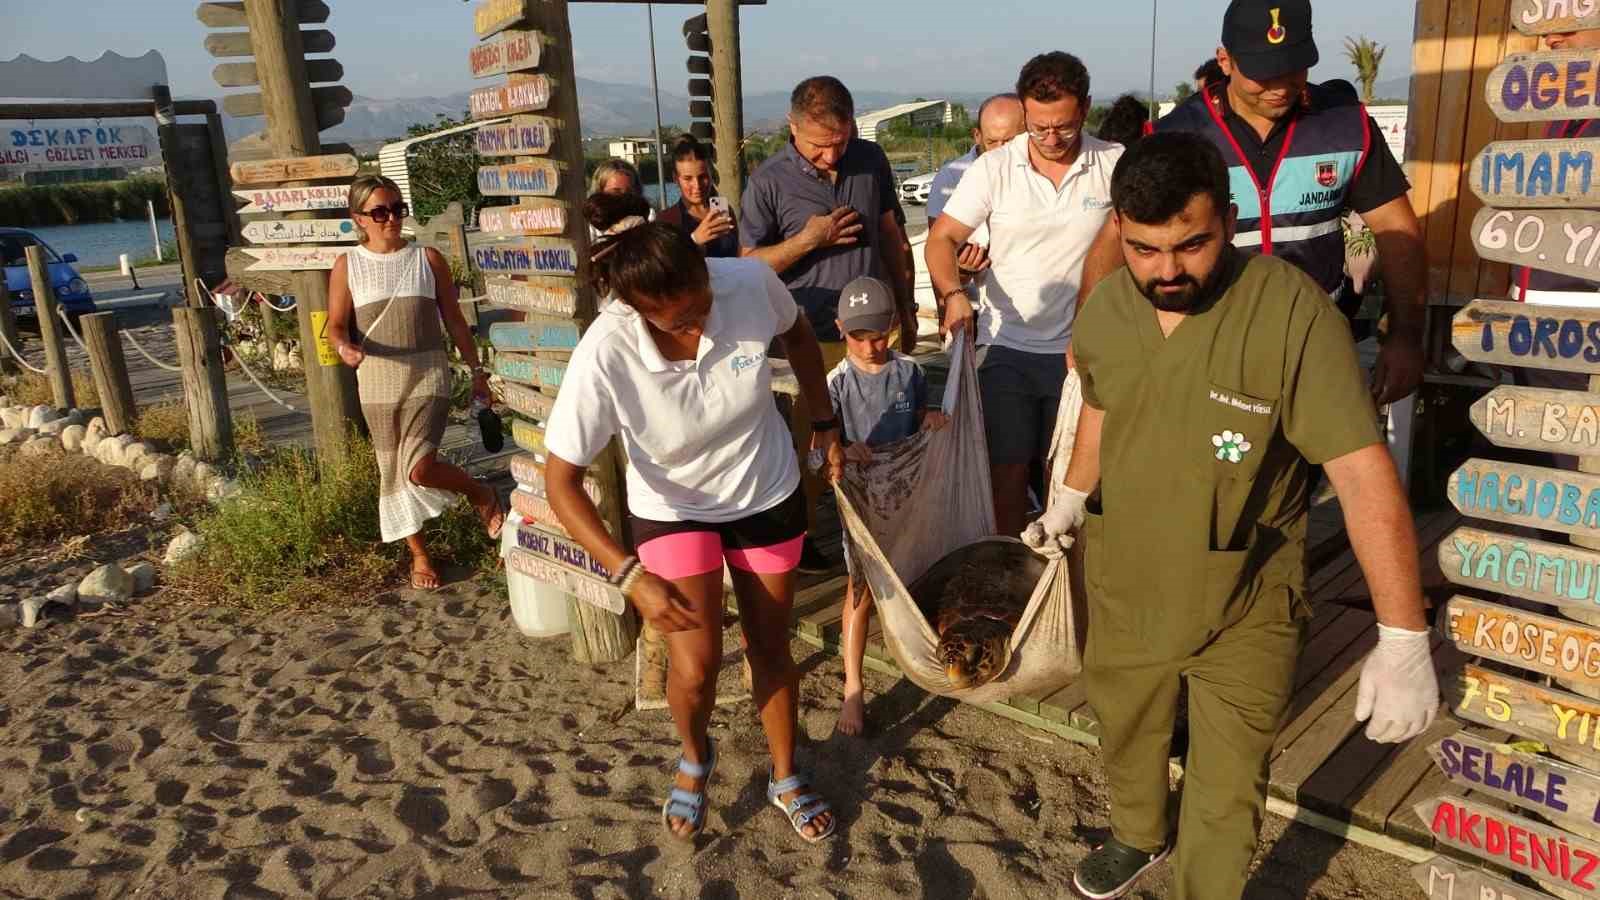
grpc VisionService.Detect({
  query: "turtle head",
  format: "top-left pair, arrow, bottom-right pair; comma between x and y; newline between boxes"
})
941,629 -> 1011,690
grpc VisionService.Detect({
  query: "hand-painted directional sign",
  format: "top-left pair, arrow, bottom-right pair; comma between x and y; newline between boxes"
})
1487,50 -> 1600,118
1449,458 -> 1600,538
1468,138 -> 1600,206
511,416 -> 546,457
485,276 -> 577,318
1512,2 -> 1600,37
1415,794 -> 1600,894
232,183 -> 351,214
511,487 -> 588,537
1444,595 -> 1600,683
516,522 -> 612,579
1452,299 -> 1600,374
474,0 -> 535,39
503,380 -> 556,422
0,124 -> 156,171
1471,385 -> 1600,455
469,74 -> 553,119
489,318 -> 580,354
476,161 -> 561,197
509,453 -> 605,506
473,238 -> 578,277
1440,526 -> 1600,612
241,218 -> 357,244
469,28 -> 544,78
205,30 -> 334,58
1411,856 -> 1558,900
495,353 -> 567,393
1473,208 -> 1600,282
476,116 -> 558,157
478,200 -> 567,236
229,153 -> 358,186
239,246 -> 349,271
1452,665 -> 1600,765
509,547 -> 625,616
1431,731 -> 1600,838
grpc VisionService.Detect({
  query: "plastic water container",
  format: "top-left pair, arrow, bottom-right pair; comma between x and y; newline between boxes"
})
501,510 -> 571,638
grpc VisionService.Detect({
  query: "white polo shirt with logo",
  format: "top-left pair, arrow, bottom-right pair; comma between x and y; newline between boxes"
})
941,132 -> 1124,355
544,257 -> 802,524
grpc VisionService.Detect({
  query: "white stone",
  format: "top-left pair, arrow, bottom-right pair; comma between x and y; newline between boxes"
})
20,436 -> 54,457
164,529 -> 203,565
60,424 -> 85,452
0,406 -> 25,429
206,477 -> 242,503
151,501 -> 173,522
272,342 -> 302,372
26,405 -> 53,429
37,418 -> 67,436
85,416 -> 106,437
62,409 -> 83,426
172,454 -> 197,486
127,562 -> 157,594
46,583 -> 76,610
78,563 -> 133,606
97,434 -> 132,467
192,461 -> 219,490
140,455 -> 174,483
0,427 -> 28,445
19,598 -> 42,629
120,442 -> 152,470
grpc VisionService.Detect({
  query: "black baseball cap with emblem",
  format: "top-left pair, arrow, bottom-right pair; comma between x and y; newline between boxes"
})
1222,0 -> 1319,82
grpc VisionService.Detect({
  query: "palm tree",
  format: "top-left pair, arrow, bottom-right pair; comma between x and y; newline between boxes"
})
1344,36 -> 1386,103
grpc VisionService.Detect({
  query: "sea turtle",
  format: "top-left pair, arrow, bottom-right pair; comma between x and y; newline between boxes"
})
911,541 -> 1046,690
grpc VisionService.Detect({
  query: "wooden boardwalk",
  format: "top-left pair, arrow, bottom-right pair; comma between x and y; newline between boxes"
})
789,502 -> 1485,860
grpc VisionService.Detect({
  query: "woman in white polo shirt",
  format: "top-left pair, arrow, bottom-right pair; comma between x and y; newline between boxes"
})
545,193 -> 843,844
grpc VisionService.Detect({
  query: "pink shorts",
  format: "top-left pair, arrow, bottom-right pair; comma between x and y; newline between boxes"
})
630,490 -> 806,580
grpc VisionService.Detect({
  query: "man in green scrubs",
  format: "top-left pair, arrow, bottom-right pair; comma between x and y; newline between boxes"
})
1024,132 -> 1438,900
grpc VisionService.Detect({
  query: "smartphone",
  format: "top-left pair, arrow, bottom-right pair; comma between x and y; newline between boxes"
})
709,196 -> 729,216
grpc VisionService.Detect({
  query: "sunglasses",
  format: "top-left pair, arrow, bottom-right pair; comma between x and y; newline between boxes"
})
358,202 -> 409,223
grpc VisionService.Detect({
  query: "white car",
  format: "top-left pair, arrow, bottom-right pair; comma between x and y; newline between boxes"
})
898,172 -> 935,205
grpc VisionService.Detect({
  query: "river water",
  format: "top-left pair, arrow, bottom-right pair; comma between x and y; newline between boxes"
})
23,219 -> 176,269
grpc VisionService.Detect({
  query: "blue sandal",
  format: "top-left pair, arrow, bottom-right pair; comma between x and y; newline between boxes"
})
661,736 -> 716,839
767,770 -> 836,843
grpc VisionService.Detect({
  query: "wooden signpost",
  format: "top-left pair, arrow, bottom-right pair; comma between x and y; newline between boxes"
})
1452,664 -> 1600,764
241,218 -> 356,244
476,161 -> 562,197
1473,208 -> 1600,282
485,275 -> 578,317
494,353 -> 567,393
229,152 -> 357,185
1440,526 -> 1600,611
511,416 -> 546,457
1470,385 -> 1600,455
468,74 -> 554,119
469,29 -> 544,78
1412,856 -> 1558,900
472,237 -> 578,277
509,453 -> 607,509
475,0 -> 536,39
239,246 -> 349,270
510,487 -> 571,535
1443,595 -> 1600,682
1453,299 -> 1600,375
1486,51 -> 1600,120
503,381 -> 556,422
1447,458 -> 1600,538
1469,138 -> 1600,206
1431,731 -> 1600,838
1416,795 -> 1600,894
515,522 -> 613,580
509,548 -> 625,616
488,318 -> 580,354
233,183 -> 350,213
478,200 -> 567,236
1513,2 -> 1600,37
476,116 -> 558,157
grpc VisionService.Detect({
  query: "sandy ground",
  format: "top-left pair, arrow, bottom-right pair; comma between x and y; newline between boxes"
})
0,575 -> 1421,899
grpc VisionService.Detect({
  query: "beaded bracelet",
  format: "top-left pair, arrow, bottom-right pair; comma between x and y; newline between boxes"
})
609,555 -> 639,587
617,561 -> 649,596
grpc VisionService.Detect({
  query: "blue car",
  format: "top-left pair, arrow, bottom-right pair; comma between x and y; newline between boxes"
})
1,227 -> 95,323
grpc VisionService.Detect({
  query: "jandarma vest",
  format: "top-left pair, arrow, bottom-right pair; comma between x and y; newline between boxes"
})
1158,84 -> 1372,295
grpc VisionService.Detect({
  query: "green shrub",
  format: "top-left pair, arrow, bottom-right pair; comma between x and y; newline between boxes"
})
2,370 -> 99,409
0,446 -> 158,549
0,177 -> 170,227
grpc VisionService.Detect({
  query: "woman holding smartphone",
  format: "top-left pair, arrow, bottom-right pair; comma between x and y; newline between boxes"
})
657,135 -> 739,257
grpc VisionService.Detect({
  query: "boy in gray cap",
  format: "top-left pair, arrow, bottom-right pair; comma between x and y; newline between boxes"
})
828,275 -> 947,735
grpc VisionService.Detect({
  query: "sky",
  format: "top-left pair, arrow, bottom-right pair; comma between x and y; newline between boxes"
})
3,0 -> 1416,102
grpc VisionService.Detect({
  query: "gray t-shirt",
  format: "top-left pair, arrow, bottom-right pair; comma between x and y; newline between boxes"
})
827,352 -> 929,447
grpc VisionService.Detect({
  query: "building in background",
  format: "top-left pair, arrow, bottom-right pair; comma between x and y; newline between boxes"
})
855,100 -> 953,143
606,137 -> 657,167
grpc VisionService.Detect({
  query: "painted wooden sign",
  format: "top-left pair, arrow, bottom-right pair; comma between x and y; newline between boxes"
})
197,0 -> 331,28
485,276 -> 578,318
1512,1 -> 1600,36
206,30 -> 334,58
212,58 -> 343,89
1473,208 -> 1600,283
1412,856 -> 1558,900
1468,138 -> 1600,206
509,453 -> 605,506
1487,50 -> 1600,118
489,318 -> 580,354
1415,794 -> 1600,893
1444,595 -> 1600,683
1431,731 -> 1600,837
474,0 -> 534,39
1452,299 -> 1600,375
241,218 -> 357,245
509,547 -> 625,616
1471,385 -> 1600,455
469,29 -> 544,78
469,75 -> 553,119
494,353 -> 567,392
478,200 -> 567,236
1452,665 -> 1600,764
232,183 -> 350,214
1441,526 -> 1600,612
0,124 -> 155,171
476,116 -> 558,157
502,381 -> 556,422
510,486 -> 566,534
476,161 -> 561,198
239,246 -> 349,271
472,238 -> 578,277
1448,458 -> 1600,539
511,416 -> 546,457
229,153 -> 358,186
516,523 -> 612,580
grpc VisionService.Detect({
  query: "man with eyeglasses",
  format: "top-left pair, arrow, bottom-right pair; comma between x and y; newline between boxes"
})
925,52 -> 1123,537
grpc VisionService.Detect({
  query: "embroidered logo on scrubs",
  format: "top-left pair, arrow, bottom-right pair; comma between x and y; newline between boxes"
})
731,353 -> 765,376
1212,430 -> 1253,464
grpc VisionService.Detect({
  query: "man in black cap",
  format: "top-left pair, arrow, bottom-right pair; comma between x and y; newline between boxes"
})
1081,0 -> 1427,408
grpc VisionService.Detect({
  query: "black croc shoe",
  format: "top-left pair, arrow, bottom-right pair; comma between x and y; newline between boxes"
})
1072,838 -> 1171,899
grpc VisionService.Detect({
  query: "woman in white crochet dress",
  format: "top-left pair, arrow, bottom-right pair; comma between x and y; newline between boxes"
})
326,175 -> 506,589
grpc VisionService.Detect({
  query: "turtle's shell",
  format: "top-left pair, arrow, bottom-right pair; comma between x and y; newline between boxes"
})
909,540 -> 1047,689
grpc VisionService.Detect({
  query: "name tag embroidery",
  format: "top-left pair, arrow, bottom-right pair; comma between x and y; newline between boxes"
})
1209,388 -> 1274,416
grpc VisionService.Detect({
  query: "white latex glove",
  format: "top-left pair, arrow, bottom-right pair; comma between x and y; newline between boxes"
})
1355,624 -> 1439,743
1021,486 -> 1089,559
